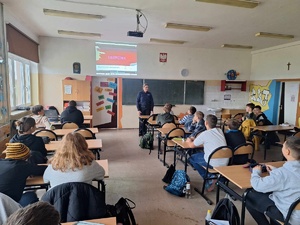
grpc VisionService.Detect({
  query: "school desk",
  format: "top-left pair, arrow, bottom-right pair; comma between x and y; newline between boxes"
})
53,128 -> 98,137
251,125 -> 294,160
45,139 -> 102,151
214,161 -> 285,225
61,217 -> 116,225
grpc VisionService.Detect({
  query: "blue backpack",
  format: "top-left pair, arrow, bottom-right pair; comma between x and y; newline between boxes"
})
164,170 -> 190,197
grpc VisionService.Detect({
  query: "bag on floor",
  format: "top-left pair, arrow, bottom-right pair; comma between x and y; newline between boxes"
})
106,197 -> 136,225
209,198 -> 240,225
162,164 -> 175,184
164,170 -> 190,197
139,132 -> 153,153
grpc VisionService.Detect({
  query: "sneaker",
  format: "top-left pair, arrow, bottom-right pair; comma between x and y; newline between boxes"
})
206,179 -> 217,192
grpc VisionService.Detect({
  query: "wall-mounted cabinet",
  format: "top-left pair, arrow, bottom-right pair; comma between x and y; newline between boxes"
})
221,80 -> 247,91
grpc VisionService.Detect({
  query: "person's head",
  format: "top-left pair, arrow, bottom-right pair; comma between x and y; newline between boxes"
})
69,100 -> 77,107
227,118 -> 240,130
188,106 -> 196,115
49,132 -> 95,172
193,111 -> 204,122
163,103 -> 172,113
245,103 -> 255,113
253,105 -> 262,116
15,117 -> 36,134
143,83 -> 149,92
205,114 -> 218,129
5,143 -> 30,161
282,136 -> 300,161
31,105 -> 44,116
4,201 -> 60,225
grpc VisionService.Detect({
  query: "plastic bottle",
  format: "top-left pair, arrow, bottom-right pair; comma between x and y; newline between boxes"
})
205,209 -> 212,223
185,182 -> 191,199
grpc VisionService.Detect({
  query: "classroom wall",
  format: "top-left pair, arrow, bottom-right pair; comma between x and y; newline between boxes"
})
38,37 -> 251,127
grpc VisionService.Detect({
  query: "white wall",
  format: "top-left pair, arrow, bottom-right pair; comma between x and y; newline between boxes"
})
284,82 -> 299,125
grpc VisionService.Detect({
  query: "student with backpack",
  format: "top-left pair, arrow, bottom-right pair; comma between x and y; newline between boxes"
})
245,136 -> 300,224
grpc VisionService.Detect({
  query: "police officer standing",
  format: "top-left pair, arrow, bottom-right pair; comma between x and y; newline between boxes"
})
136,83 -> 154,136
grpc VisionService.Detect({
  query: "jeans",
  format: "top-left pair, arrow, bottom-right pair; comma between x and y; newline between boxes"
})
188,152 -> 212,179
19,191 -> 39,207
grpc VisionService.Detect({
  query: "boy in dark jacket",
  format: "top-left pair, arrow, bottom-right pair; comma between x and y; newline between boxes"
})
157,104 -> 174,126
60,100 -> 84,127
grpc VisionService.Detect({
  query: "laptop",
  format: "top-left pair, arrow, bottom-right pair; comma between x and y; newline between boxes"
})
44,109 -> 60,122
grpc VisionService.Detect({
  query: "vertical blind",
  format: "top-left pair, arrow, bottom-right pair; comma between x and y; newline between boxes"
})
6,23 -> 39,63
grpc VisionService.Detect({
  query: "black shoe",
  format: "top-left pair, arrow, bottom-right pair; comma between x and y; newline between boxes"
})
139,133 -> 143,137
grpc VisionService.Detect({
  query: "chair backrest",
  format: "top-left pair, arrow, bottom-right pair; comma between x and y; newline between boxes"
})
73,128 -> 95,139
233,113 -> 244,122
234,142 -> 254,156
48,106 -> 60,115
34,129 -> 58,141
162,123 -> 176,129
41,182 -> 106,223
210,146 -> 233,160
147,114 -> 158,123
293,131 -> 300,138
166,127 -> 185,139
62,122 -> 79,129
221,114 -> 231,121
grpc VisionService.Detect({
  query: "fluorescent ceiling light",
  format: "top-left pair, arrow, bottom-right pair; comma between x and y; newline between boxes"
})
165,23 -> 212,32
150,38 -> 185,45
58,30 -> 101,38
255,32 -> 294,39
43,9 -> 104,20
96,42 -> 137,47
195,0 -> 259,8
221,44 -> 252,49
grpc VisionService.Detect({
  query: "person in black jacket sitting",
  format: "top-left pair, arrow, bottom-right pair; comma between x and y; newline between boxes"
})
157,104 -> 174,126
10,117 -> 47,164
0,143 -> 46,207
60,100 -> 84,127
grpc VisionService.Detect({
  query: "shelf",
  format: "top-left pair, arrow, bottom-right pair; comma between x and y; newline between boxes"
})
221,80 -> 247,91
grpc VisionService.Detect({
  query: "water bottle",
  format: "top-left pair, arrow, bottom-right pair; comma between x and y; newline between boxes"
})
185,182 -> 191,199
205,209 -> 212,224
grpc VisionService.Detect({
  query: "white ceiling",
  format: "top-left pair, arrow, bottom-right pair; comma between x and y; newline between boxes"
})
1,0 -> 300,50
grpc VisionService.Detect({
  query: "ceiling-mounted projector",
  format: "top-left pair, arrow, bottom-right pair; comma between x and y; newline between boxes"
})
127,31 -> 143,38
127,9 -> 147,38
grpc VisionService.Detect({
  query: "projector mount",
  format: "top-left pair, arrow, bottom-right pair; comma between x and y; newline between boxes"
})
127,9 -> 148,37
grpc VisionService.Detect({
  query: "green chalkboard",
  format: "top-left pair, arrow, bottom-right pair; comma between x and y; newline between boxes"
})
122,78 -> 143,105
185,80 -> 205,104
122,78 -> 204,105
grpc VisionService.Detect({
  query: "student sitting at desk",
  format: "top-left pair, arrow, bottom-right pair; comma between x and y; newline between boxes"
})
187,114 -> 227,192
60,100 -> 84,127
224,118 -> 247,165
253,105 -> 272,126
179,106 -> 196,129
10,117 -> 47,164
188,111 -> 206,137
0,143 -> 46,207
157,104 -> 174,126
31,105 -> 53,130
242,103 -> 256,121
43,133 -> 105,188
246,136 -> 300,225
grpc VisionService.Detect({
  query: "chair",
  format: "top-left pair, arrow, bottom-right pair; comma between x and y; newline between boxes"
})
194,146 -> 233,205
232,142 -> 254,165
146,113 -> 159,135
73,128 -> 100,159
41,182 -> 106,223
34,129 -> 58,141
162,122 -> 176,129
62,122 -> 79,129
293,131 -> 300,138
266,197 -> 300,225
221,113 -> 231,122
48,106 -> 60,115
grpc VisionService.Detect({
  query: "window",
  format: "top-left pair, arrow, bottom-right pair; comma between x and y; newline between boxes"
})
8,53 -> 31,109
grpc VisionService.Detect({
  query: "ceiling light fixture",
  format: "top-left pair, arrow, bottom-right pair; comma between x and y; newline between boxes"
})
255,32 -> 294,39
221,44 -> 253,49
165,23 -> 212,32
43,9 -> 104,20
58,30 -> 101,38
150,38 -> 185,45
195,0 -> 259,8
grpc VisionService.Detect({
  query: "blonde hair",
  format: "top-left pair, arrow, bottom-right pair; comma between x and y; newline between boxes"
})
49,133 -> 95,172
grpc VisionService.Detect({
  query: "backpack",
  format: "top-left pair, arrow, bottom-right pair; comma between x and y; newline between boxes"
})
164,170 -> 190,197
209,198 -> 240,225
162,164 -> 175,184
106,197 -> 136,225
139,132 -> 154,154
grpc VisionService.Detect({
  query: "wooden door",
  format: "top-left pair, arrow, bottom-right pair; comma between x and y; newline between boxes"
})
76,80 -> 90,101
62,80 -> 77,100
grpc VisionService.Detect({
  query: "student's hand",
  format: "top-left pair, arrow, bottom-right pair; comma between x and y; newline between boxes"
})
186,137 -> 192,142
252,165 -> 262,173
137,111 -> 141,115
150,111 -> 153,115
265,164 -> 276,172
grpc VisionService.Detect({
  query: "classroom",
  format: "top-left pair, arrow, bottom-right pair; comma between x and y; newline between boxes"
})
0,1 -> 300,225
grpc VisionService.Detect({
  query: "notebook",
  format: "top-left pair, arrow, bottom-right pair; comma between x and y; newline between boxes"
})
44,109 -> 60,122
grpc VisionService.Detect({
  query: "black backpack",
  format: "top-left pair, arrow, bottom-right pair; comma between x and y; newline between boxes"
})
139,132 -> 154,154
106,197 -> 136,225
209,198 -> 240,225
162,164 -> 175,184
